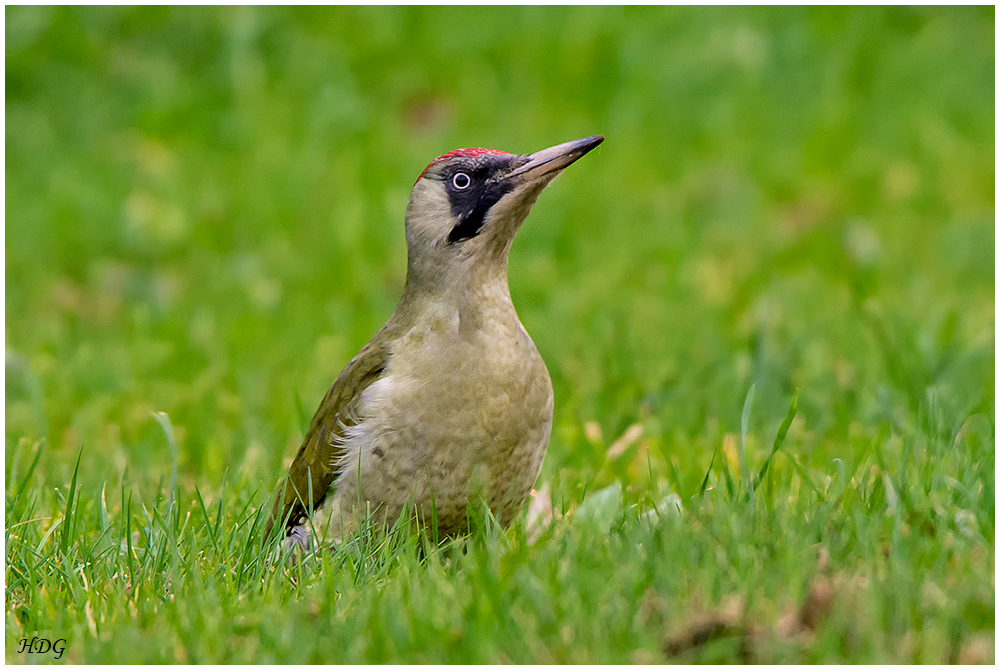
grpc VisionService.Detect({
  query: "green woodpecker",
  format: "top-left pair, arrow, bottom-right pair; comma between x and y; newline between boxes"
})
266,135 -> 604,550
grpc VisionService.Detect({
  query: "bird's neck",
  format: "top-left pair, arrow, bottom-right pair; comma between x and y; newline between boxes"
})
395,257 -> 517,329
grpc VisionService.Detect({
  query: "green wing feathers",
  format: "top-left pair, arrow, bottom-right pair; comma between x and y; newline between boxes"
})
264,337 -> 390,541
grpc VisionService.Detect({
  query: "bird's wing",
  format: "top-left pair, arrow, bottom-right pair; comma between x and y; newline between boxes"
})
264,331 -> 392,540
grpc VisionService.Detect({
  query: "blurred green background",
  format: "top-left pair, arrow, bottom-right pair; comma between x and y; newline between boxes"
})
5,6 -> 995,663
6,6 -> 992,494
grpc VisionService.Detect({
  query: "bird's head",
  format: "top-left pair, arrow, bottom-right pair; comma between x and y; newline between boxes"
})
402,135 -> 603,292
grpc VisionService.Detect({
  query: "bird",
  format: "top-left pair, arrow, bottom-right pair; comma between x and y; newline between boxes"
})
265,134 -> 604,551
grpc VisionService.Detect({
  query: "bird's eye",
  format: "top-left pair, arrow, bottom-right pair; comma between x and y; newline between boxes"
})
452,172 -> 471,190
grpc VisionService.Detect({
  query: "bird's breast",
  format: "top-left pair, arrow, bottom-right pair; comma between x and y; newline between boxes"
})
335,301 -> 553,530
379,304 -> 552,440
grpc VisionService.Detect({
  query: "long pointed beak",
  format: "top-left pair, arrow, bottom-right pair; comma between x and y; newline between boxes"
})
505,135 -> 604,182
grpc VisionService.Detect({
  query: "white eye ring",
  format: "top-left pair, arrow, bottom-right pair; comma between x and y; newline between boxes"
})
452,172 -> 471,189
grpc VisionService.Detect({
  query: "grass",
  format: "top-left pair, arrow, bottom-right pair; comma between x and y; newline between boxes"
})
5,6 -> 995,663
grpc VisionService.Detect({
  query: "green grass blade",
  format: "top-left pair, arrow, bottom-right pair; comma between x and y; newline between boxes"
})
36,516 -> 64,553
752,389 -> 799,492
739,383 -> 755,499
15,439 -> 44,499
59,448 -> 83,554
125,492 -> 136,599
194,485 -> 220,554
99,482 -> 110,533
719,448 -> 735,498
153,411 -> 179,511
698,445 -> 719,497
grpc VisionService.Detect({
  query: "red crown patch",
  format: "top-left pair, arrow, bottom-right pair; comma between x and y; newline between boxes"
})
418,147 -> 512,180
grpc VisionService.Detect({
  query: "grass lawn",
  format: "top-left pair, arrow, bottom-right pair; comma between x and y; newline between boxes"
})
5,6 -> 994,663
